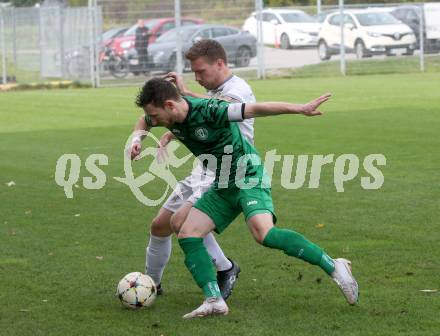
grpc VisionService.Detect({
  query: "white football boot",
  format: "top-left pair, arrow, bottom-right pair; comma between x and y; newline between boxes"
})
183,297 -> 229,319
331,258 -> 359,305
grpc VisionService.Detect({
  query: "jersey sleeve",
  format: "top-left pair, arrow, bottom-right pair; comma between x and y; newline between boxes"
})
203,98 -> 245,126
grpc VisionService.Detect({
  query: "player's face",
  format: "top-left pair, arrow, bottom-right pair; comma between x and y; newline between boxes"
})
190,57 -> 223,90
144,103 -> 173,128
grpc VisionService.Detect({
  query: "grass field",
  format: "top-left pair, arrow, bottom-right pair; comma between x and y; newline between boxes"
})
1,73 -> 439,335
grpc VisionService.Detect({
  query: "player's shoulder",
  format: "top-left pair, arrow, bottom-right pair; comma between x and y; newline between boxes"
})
184,96 -> 209,120
223,75 -> 252,94
221,75 -> 255,103
184,95 -> 210,108
184,95 -> 228,121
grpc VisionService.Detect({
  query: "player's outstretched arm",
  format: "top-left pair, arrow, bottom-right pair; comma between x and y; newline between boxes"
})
243,94 -> 331,118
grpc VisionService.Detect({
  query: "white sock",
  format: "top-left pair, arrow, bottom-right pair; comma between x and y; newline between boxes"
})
203,233 -> 232,272
146,234 -> 172,286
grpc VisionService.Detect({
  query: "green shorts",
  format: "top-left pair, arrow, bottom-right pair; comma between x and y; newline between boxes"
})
193,186 -> 277,233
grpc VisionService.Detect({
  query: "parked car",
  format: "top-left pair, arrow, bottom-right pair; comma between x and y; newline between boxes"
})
148,24 -> 257,71
391,4 -> 440,52
102,27 -> 129,47
242,8 -> 320,49
317,9 -> 416,60
110,17 -> 204,56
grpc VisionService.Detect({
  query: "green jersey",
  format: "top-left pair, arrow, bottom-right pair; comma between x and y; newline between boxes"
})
147,96 -> 265,189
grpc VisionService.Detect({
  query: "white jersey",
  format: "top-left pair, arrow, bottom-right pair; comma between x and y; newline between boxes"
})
207,75 -> 256,144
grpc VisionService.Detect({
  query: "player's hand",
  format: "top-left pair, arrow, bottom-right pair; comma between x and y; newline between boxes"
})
130,142 -> 142,161
164,72 -> 188,95
301,93 -> 332,116
156,132 -> 173,164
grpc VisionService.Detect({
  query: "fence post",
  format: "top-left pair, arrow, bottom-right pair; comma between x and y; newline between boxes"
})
88,0 -> 96,87
12,7 -> 17,67
38,6 -> 44,80
338,0 -> 346,76
419,6 -> 425,72
1,8 -> 7,85
317,0 -> 322,15
59,6 -> 65,78
175,0 -> 183,75
93,0 -> 101,87
255,0 -> 265,79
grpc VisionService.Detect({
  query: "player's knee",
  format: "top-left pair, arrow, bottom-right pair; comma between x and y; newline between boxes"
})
177,220 -> 202,239
170,212 -> 182,234
248,218 -> 273,244
150,215 -> 172,236
252,231 -> 266,244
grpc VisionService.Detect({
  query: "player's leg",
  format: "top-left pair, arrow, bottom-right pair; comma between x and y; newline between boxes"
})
172,202 -> 232,270
242,189 -> 358,305
246,212 -> 335,272
171,199 -> 240,300
145,207 -> 173,293
177,188 -> 239,318
177,207 -> 228,318
145,181 -> 193,292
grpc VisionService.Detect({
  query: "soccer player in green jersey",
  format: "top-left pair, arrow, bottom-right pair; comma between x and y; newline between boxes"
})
132,40 -> 253,299
134,78 -> 359,319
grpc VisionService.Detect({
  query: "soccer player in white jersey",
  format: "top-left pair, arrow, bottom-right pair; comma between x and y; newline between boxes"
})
130,39 -> 256,299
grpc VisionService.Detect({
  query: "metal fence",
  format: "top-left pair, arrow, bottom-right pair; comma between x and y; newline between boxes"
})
1,1 -> 439,87
0,3 -> 101,85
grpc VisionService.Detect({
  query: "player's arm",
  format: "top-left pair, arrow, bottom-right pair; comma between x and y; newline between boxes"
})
155,131 -> 176,163
241,94 -> 331,119
164,72 -> 209,98
130,115 -> 150,160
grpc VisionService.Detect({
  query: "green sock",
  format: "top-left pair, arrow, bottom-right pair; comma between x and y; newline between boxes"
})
262,227 -> 335,275
202,281 -> 222,299
178,237 -> 220,298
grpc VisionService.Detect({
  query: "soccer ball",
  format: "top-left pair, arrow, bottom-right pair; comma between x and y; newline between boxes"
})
117,272 -> 157,309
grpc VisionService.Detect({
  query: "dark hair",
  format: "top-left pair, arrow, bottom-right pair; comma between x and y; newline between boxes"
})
185,39 -> 227,64
135,78 -> 180,108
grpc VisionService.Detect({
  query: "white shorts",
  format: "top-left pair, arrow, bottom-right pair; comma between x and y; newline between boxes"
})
162,164 -> 214,213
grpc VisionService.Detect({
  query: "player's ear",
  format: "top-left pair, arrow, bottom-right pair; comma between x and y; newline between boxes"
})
164,100 -> 176,111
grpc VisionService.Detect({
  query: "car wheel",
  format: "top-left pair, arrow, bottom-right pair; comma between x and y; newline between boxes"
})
403,48 -> 414,56
318,40 -> 331,60
109,57 -> 129,79
280,33 -> 291,50
235,46 -> 251,67
355,40 -> 368,59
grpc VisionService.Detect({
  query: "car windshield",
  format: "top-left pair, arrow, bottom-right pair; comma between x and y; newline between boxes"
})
124,19 -> 161,36
280,12 -> 317,23
156,27 -> 200,42
355,12 -> 400,26
102,28 -> 125,40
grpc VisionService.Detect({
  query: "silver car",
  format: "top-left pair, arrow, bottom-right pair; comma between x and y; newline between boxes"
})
148,24 -> 257,71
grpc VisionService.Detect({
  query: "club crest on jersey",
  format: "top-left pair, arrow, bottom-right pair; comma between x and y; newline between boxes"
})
171,128 -> 185,140
195,127 -> 209,140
